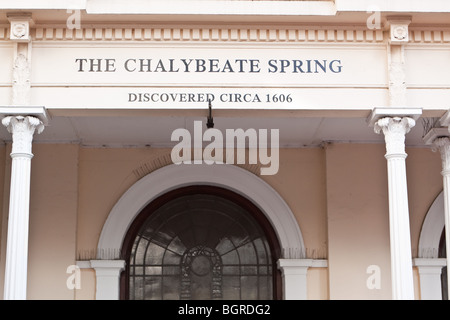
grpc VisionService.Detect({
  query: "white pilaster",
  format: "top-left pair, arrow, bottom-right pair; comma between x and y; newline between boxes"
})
90,260 -> 125,300
2,115 -> 44,300
373,115 -> 417,300
277,259 -> 327,300
413,258 -> 446,300
386,16 -> 411,108
7,13 -> 33,107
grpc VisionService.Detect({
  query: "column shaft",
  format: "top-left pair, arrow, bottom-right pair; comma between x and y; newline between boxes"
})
4,156 -> 32,299
432,137 -> 450,299
2,115 -> 44,300
386,155 -> 414,299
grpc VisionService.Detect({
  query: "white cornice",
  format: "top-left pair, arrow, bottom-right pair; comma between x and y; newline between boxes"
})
335,0 -> 450,13
3,0 -> 450,14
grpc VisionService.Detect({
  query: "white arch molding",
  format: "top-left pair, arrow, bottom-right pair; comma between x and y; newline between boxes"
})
95,163 -> 313,300
415,191 -> 447,300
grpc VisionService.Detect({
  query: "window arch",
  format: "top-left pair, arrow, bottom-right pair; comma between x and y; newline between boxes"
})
121,185 -> 282,300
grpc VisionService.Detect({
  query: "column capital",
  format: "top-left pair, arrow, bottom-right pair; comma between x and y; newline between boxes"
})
374,116 -> 416,158
425,134 -> 450,175
2,115 -> 44,157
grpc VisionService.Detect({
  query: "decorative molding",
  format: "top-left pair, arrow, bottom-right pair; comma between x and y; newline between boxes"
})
7,13 -> 32,42
409,29 -> 450,44
12,53 -> 31,106
29,26 -> 385,43
387,16 -> 411,44
0,26 -> 447,44
0,26 -> 446,44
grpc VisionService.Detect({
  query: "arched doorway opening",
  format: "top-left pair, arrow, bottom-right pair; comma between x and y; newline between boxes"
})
96,163 -> 306,300
120,185 -> 282,300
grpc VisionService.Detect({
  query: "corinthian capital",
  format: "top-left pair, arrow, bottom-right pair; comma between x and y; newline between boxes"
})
2,116 -> 44,157
374,116 -> 416,157
433,137 -> 450,175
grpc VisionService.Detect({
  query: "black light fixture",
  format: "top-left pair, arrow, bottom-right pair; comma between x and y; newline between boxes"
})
206,99 -> 214,129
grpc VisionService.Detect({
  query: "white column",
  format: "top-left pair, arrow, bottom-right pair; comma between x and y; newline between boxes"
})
374,116 -> 416,300
90,260 -> 125,300
432,137 -> 450,298
2,115 -> 44,300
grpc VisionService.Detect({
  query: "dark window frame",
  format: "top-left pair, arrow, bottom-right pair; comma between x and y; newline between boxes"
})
120,185 -> 282,300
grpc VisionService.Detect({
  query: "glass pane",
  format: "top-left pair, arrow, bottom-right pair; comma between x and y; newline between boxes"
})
259,276 -> 272,300
167,236 -> 187,256
145,243 -> 165,265
144,277 -> 161,300
254,238 -> 269,264
133,238 -> 149,265
222,276 -> 240,300
163,266 -> 181,275
216,238 -> 235,255
163,276 -> 181,300
220,249 -> 239,265
237,242 -> 257,264
241,276 -> 258,300
163,250 -> 181,265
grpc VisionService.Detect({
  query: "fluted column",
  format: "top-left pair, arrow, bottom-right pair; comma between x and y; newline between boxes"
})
374,116 -> 416,300
432,137 -> 450,299
2,115 -> 44,300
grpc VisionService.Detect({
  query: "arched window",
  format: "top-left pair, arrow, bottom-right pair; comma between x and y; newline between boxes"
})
121,186 -> 281,300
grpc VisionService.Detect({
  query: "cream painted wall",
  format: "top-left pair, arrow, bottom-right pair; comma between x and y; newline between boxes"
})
406,147 -> 443,257
76,147 -> 173,259
325,143 -> 392,300
26,144 -> 79,300
261,148 -> 328,259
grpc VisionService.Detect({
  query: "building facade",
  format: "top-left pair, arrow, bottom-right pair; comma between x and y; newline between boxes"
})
0,0 -> 449,300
